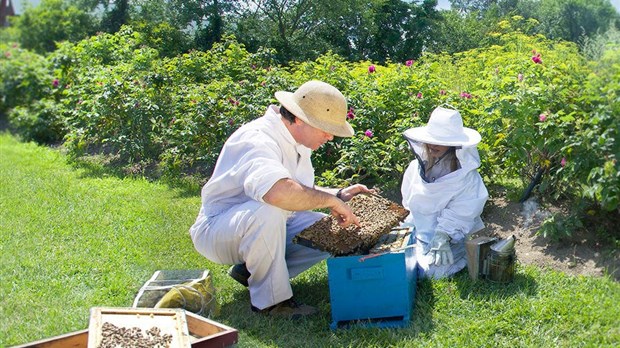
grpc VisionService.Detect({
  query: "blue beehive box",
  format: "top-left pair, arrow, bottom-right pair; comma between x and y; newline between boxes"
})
326,235 -> 417,329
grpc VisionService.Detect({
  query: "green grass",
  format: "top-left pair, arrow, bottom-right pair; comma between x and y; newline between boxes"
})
1,132 -> 619,348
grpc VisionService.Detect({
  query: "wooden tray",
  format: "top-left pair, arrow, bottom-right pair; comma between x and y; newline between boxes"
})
87,307 -> 191,348
13,310 -> 238,348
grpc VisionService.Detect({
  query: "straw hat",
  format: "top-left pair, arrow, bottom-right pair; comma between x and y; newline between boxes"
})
275,80 -> 354,137
403,106 -> 481,147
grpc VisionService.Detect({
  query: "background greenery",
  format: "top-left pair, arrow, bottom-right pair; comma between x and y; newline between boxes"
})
1,133 -> 618,347
1,0 -> 619,346
5,0 -> 620,63
2,13 -> 619,235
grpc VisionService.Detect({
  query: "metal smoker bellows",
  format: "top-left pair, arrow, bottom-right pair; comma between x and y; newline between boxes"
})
465,235 -> 516,282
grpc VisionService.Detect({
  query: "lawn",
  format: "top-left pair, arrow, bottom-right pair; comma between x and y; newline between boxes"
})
1,132 -> 619,348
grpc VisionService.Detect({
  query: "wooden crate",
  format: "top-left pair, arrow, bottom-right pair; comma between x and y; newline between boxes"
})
87,307 -> 191,348
12,310 -> 238,348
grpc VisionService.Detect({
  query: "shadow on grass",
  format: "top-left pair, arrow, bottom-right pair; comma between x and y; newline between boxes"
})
216,273 -> 338,347
453,271 -> 539,300
409,277 -> 437,335
68,155 -> 205,198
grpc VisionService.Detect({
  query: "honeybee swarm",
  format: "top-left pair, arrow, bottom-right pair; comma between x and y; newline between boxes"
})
97,322 -> 173,348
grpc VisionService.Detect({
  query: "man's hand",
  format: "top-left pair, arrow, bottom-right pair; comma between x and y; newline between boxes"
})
337,184 -> 376,202
330,200 -> 361,228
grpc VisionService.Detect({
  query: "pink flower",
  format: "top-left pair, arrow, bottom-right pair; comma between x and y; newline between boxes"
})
405,60 -> 414,67
52,79 -> 59,88
439,90 -> 446,95
416,92 -> 423,99
460,92 -> 472,99
539,113 -> 547,122
228,118 -> 235,126
364,129 -> 374,138
346,108 -> 355,120
368,65 -> 376,73
228,98 -> 239,106
531,54 -> 542,64
561,158 -> 567,167
518,73 -> 523,82
4,51 -> 10,58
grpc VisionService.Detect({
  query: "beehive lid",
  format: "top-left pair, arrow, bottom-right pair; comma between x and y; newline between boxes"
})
294,193 -> 409,256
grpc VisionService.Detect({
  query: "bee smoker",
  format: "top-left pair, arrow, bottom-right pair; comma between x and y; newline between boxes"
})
465,235 -> 516,282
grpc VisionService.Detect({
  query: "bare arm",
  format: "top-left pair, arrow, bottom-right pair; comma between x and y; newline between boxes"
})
263,178 -> 360,227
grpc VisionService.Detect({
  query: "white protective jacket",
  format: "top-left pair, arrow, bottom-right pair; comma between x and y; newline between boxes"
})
401,141 -> 488,245
189,106 -> 329,309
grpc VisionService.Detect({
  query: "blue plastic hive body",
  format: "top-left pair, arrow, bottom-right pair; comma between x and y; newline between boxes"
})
327,236 -> 417,329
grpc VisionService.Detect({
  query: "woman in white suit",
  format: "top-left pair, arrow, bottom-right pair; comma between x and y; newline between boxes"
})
401,106 -> 489,279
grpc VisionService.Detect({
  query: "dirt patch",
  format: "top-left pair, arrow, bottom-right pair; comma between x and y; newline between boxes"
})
475,193 -> 620,281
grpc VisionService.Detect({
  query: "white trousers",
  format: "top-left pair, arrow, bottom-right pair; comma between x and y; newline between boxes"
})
190,201 -> 329,310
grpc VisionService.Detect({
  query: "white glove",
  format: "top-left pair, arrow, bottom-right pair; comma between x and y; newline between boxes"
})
427,231 -> 454,266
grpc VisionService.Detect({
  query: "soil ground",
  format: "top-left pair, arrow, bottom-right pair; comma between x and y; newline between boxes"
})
474,192 -> 619,281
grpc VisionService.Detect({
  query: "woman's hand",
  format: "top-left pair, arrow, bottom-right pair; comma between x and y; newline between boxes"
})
337,184 -> 377,202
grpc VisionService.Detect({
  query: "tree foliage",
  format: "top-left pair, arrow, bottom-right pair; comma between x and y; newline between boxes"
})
4,0 -> 619,64
227,0 -> 441,64
12,0 -> 96,53
517,0 -> 620,43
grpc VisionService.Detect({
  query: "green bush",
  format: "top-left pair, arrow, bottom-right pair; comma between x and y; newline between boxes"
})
564,45 -> 620,211
0,43 -> 53,116
8,98 -> 66,144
